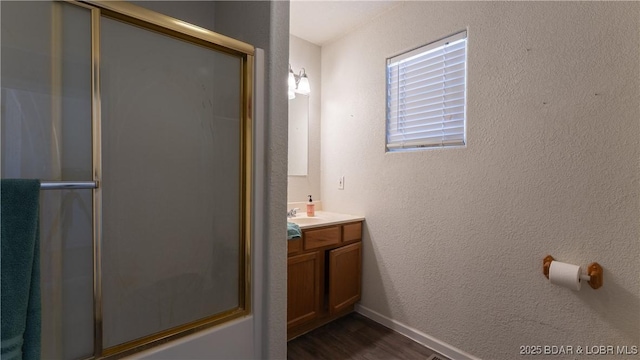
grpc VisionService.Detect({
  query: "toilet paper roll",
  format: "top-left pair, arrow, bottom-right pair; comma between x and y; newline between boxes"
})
549,261 -> 582,291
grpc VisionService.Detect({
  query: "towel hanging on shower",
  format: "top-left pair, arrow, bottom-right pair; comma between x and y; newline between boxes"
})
1,179 -> 41,360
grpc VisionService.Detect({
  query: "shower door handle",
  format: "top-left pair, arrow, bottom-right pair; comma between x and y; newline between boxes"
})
40,181 -> 99,190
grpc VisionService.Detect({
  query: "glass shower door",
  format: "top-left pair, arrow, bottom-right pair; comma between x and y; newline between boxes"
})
1,2 -> 94,358
100,15 -> 246,350
2,1 -> 253,356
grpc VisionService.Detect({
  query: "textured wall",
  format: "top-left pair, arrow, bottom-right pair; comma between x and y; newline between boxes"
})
321,2 -> 640,359
265,3 -> 290,358
288,35 -> 322,203
215,2 -> 291,359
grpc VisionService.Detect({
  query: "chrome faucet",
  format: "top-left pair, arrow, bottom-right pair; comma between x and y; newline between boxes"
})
287,208 -> 300,218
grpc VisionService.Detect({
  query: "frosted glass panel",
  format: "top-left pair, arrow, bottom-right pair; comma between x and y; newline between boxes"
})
100,17 -> 242,348
0,1 -> 94,359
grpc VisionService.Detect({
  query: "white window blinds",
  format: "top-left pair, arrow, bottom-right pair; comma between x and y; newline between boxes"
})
386,31 -> 467,151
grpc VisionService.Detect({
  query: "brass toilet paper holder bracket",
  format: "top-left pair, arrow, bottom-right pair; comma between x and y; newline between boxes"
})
543,255 -> 603,290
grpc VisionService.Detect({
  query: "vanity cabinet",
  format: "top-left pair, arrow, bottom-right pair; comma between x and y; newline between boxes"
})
287,252 -> 320,328
329,241 -> 362,315
287,221 -> 363,340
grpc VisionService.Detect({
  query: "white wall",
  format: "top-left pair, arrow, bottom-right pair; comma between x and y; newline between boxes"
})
321,2 -> 639,359
288,35 -> 321,202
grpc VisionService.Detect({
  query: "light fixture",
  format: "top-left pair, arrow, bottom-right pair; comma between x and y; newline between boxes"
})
288,65 -> 297,99
288,64 -> 311,99
297,70 -> 310,95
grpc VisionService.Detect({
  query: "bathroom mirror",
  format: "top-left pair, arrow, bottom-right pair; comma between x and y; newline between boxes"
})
288,94 -> 309,176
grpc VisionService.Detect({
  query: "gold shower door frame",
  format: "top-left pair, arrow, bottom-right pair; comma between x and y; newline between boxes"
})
68,1 -> 254,358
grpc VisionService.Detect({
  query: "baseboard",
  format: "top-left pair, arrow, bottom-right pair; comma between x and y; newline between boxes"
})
355,304 -> 481,360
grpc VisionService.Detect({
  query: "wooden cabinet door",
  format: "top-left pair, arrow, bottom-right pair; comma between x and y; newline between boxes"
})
287,251 -> 320,329
329,241 -> 362,315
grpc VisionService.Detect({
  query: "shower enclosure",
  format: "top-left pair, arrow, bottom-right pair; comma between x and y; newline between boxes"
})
1,1 -> 254,358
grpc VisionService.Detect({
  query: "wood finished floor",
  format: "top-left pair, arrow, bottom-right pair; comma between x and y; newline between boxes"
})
287,312 -> 450,360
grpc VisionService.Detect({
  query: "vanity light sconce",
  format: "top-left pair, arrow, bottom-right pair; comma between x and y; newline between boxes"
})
288,64 -> 311,100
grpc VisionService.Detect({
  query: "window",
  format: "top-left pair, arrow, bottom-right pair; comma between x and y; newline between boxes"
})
386,31 -> 467,151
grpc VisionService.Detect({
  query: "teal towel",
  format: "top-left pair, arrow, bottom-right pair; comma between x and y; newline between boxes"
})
1,179 -> 41,360
287,222 -> 302,240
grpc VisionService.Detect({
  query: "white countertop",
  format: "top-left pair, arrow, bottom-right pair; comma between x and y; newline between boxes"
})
288,210 -> 364,230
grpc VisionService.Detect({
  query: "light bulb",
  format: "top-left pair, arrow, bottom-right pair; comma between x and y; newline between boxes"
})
297,75 -> 310,95
288,69 -> 296,92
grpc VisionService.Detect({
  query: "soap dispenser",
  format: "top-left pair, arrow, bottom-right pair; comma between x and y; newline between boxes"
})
307,195 -> 315,217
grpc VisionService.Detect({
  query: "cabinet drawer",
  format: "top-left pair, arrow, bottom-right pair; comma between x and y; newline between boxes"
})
304,226 -> 341,250
343,222 -> 362,242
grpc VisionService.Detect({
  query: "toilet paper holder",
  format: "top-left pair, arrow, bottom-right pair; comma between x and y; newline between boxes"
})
543,255 -> 603,289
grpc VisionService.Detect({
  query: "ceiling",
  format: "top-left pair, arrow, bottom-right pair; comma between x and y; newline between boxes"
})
289,0 -> 400,46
